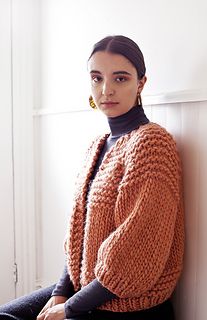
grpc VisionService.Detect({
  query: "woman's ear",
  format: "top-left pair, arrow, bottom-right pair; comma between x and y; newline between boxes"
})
137,76 -> 147,93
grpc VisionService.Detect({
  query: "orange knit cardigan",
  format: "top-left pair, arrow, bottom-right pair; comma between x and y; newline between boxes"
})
64,122 -> 185,312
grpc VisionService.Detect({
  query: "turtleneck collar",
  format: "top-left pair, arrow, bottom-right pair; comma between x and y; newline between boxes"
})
107,105 -> 149,138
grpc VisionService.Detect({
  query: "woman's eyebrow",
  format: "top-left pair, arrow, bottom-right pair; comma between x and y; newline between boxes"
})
90,70 -> 101,74
113,71 -> 132,75
90,70 -> 132,75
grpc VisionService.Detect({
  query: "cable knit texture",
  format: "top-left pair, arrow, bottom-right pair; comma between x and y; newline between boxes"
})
64,122 -> 185,312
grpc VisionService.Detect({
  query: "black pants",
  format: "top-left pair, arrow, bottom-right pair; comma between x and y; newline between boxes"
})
0,285 -> 55,320
0,285 -> 175,320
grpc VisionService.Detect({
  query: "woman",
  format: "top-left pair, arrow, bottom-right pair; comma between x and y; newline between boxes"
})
0,35 -> 184,320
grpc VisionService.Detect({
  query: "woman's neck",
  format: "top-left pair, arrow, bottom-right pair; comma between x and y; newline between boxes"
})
107,105 -> 149,138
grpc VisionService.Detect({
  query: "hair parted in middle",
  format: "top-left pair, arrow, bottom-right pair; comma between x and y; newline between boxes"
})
88,35 -> 146,80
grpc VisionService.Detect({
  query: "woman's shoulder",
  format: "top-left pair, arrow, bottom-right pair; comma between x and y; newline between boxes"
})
131,122 -> 177,148
136,121 -> 173,137
124,122 -> 179,163
124,123 -> 182,181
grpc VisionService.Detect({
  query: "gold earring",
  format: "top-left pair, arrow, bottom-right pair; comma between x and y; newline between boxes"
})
89,96 -> 97,109
137,92 -> 142,106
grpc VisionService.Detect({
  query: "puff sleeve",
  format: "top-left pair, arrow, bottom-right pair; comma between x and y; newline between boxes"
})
94,127 -> 183,299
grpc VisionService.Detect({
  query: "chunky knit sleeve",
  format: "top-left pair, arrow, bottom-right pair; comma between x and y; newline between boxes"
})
94,125 -> 183,299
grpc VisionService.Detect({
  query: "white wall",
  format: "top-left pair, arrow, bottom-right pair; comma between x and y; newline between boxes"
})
0,0 -> 15,303
11,0 -> 40,297
0,0 -> 41,301
40,0 -> 207,113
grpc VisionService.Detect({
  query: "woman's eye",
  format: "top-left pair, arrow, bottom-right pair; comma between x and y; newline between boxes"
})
116,77 -> 127,82
92,76 -> 102,83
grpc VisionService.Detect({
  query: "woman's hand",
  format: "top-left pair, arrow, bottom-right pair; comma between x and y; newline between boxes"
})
37,296 -> 67,320
37,303 -> 66,320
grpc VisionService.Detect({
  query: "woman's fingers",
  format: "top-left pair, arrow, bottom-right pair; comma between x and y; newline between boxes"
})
36,303 -> 65,320
36,311 -> 46,320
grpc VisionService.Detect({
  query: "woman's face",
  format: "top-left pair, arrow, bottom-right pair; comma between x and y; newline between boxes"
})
88,51 -> 147,117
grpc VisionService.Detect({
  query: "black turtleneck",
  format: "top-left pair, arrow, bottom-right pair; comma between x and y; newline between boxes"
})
108,104 -> 149,138
52,105 -> 149,318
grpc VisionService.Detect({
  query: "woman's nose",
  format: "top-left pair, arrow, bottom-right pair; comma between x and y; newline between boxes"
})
102,81 -> 114,96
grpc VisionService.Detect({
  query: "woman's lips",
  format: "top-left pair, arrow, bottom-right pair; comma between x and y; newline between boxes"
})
101,102 -> 119,108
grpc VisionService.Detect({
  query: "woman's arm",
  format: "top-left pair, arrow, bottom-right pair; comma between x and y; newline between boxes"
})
51,264 -> 75,298
51,265 -> 116,318
94,126 -> 184,298
64,279 -> 116,318
37,279 -> 116,320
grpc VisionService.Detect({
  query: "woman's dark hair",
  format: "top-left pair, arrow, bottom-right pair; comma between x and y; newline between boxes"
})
88,35 -> 146,80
